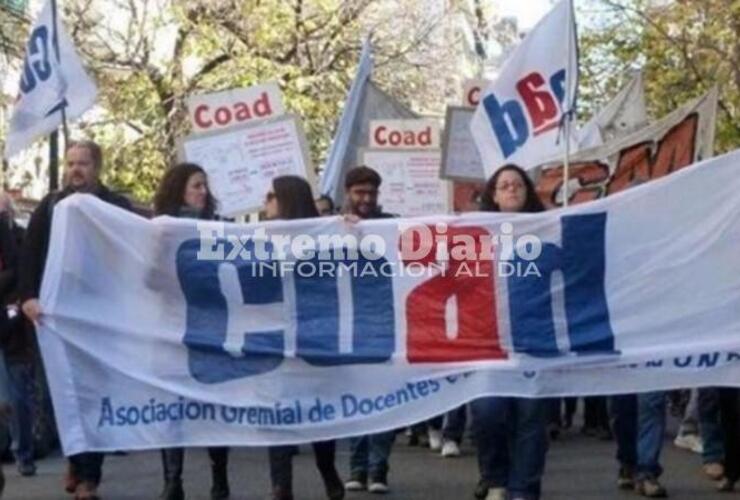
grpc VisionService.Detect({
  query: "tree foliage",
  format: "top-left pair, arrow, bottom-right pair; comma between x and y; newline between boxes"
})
578,0 -> 740,153
62,0 -> 471,201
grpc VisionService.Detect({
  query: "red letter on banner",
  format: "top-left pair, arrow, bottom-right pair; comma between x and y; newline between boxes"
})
516,72 -> 558,135
401,225 -> 507,363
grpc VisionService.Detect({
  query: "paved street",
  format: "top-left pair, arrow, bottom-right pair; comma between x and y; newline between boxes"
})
3,426 -> 734,500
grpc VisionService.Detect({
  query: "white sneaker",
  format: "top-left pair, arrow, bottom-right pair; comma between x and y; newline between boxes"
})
428,429 -> 443,451
368,481 -> 390,494
441,440 -> 461,457
485,487 -> 507,500
674,433 -> 703,454
344,479 -> 366,491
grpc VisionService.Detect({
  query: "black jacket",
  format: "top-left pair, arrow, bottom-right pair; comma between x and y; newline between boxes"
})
18,184 -> 133,303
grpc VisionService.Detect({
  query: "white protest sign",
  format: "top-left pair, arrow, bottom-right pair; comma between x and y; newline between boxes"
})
181,114 -> 313,216
441,106 -> 486,181
360,148 -> 449,216
187,82 -> 285,134
369,119 -> 440,149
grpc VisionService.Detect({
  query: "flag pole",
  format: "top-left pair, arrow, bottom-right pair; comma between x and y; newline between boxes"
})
562,0 -> 575,208
50,0 -> 69,144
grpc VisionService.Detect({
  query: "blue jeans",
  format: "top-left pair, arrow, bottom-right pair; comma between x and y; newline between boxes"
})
443,405 -> 467,443
698,388 -> 724,464
471,397 -> 548,500
611,392 -> 666,479
6,362 -> 35,465
349,431 -> 395,480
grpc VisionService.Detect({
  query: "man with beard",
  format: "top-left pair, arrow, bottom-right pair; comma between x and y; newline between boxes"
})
20,139 -> 132,500
341,166 -> 396,495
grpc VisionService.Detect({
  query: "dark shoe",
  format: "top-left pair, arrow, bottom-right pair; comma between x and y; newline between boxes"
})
597,427 -> 613,441
548,422 -> 560,440
717,477 -> 735,492
74,481 -> 101,500
159,480 -> 185,500
635,477 -> 668,498
473,479 -> 490,499
368,471 -> 389,494
617,466 -> 635,490
18,461 -> 36,477
210,467 -> 230,500
344,473 -> 367,491
272,485 -> 294,500
64,463 -> 80,494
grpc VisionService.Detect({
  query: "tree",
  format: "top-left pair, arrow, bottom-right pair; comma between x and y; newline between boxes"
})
578,0 -> 740,153
61,0 -> 466,201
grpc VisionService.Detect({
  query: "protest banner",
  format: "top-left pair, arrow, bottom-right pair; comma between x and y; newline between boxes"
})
360,148 -> 450,216
38,148 -> 740,454
440,107 -> 486,181
536,87 -> 717,207
186,82 -> 285,134
462,79 -> 491,108
180,114 -> 314,216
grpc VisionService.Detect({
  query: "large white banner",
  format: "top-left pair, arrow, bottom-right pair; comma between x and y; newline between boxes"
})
39,149 -> 740,454
5,0 -> 98,158
470,0 -> 577,176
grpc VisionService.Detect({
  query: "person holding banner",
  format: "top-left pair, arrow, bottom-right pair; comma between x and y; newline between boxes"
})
264,175 -> 345,500
151,163 -> 231,500
19,140 -> 133,500
341,166 -> 397,495
472,164 -> 549,500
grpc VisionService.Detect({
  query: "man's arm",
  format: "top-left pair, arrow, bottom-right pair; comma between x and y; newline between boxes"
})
18,196 -> 52,320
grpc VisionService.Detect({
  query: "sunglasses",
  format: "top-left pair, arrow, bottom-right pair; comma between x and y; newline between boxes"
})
265,191 -> 276,202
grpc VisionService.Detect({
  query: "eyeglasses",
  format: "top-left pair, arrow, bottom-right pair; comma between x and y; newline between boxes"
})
496,181 -> 524,192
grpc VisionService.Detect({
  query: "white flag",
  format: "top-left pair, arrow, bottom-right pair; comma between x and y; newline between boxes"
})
4,0 -> 98,158
578,71 -> 648,149
471,0 -> 577,177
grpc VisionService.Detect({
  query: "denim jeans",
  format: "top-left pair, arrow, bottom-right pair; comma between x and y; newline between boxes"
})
610,392 -> 666,479
698,388 -> 724,464
443,405 -> 467,443
471,397 -> 548,500
349,431 -> 395,480
6,362 -> 35,465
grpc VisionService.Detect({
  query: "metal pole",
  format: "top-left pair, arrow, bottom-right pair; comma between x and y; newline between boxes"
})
49,130 -> 59,192
562,0 -> 575,208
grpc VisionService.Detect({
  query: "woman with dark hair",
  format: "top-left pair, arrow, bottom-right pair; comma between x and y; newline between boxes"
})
153,163 -> 230,500
264,175 -> 344,500
472,164 -> 549,500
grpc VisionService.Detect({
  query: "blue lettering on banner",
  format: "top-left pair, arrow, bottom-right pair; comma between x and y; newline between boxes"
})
20,26 -> 52,94
176,241 -> 396,383
177,239 -> 285,383
482,94 -> 529,158
294,254 -> 394,366
507,213 -> 616,356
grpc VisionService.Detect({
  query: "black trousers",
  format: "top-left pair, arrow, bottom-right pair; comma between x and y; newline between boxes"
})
69,453 -> 104,484
161,447 -> 229,481
719,389 -> 740,482
269,441 -> 336,491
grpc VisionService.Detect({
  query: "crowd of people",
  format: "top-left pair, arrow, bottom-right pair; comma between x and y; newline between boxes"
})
0,139 -> 739,500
